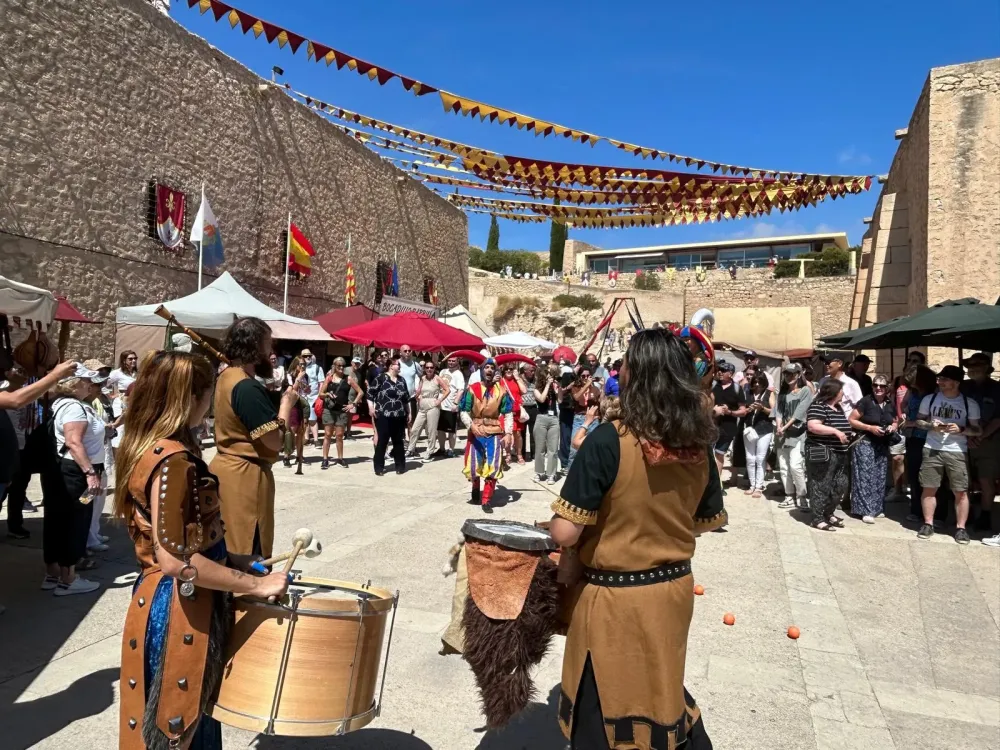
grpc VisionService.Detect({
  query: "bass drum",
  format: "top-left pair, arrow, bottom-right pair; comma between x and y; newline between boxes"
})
208,577 -> 398,737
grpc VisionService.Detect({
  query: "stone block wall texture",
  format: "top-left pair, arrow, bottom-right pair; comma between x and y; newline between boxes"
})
0,0 -> 468,359
853,59 -> 999,371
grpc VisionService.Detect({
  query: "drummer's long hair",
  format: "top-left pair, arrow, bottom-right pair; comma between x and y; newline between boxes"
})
619,328 -> 717,449
113,351 -> 216,523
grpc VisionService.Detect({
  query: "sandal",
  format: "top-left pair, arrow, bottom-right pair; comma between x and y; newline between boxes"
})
811,521 -> 836,532
744,488 -> 754,495
826,515 -> 845,528
751,490 -> 763,498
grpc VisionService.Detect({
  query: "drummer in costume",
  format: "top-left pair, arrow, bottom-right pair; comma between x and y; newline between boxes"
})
459,357 -> 513,514
550,328 -> 726,750
211,317 -> 296,558
113,351 -> 290,749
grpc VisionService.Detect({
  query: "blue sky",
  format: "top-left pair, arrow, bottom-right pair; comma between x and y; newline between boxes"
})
172,1 -> 999,251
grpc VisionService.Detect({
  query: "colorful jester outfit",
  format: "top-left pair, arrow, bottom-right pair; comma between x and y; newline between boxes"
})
459,379 -> 513,508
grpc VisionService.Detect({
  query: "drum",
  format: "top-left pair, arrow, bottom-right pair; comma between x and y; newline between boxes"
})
207,576 -> 399,737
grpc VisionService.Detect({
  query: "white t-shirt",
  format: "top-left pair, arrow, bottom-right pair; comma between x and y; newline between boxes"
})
820,373 -> 863,417
304,363 -> 325,397
440,369 -> 466,412
108,368 -> 136,394
919,392 -> 981,452
53,398 -> 106,463
111,396 -> 126,449
398,359 -> 419,397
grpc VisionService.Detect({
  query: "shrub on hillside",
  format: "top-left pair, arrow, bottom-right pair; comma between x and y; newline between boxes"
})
493,295 -> 542,324
773,260 -> 799,279
551,293 -> 603,312
634,271 -> 661,291
771,247 -> 851,279
468,247 -> 544,276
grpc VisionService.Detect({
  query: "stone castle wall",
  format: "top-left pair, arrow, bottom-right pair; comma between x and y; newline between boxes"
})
0,0 -> 467,359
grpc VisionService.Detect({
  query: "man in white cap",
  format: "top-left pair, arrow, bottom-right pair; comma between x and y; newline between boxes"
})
301,348 -> 324,446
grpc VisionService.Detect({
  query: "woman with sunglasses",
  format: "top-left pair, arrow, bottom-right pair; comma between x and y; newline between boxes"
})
848,374 -> 899,523
407,360 -> 450,461
108,350 -> 138,396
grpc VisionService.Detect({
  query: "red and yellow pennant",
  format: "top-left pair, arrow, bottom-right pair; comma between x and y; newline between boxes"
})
345,261 -> 357,305
287,222 -> 315,275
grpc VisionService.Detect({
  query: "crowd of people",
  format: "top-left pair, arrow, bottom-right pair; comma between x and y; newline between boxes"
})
710,349 -> 999,546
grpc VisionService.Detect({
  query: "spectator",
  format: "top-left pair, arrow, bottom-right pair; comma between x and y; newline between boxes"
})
558,368 -> 576,470
570,395 -> 621,450
915,365 -> 981,544
742,373 -> 775,498
820,354 -> 863,417
501,364 -> 527,464
319,357 -> 363,470
108,350 -> 138,395
960,352 -> 1000,540
520,363 -> 537,461
407,361 -> 449,462
0,362 -> 76,540
775,363 -> 813,509
365,350 -> 388,437
900,365 -> 941,524
849,354 -> 874,398
805,379 -> 852,532
371,357 -> 409,475
84,368 -> 115,552
604,359 -> 622,397
301,348 -> 325,447
397,345 -> 420,433
436,356 -> 466,458
711,362 -> 747,478
734,351 -> 774,390
263,353 -> 284,392
585,352 -> 608,381
532,364 -> 561,484
566,365 -> 599,469
282,358 -> 309,469
906,351 -> 927,368
888,367 -> 911,502
848,374 -> 899,523
42,364 -> 108,596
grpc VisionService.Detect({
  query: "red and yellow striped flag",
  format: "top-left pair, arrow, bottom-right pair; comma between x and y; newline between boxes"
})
287,222 -> 315,275
345,261 -> 357,305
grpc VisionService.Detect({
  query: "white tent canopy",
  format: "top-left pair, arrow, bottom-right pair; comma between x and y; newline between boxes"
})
484,331 -> 557,351
0,275 -> 57,329
439,304 -> 496,339
116,272 -> 330,340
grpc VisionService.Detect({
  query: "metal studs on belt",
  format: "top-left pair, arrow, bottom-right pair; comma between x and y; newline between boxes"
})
138,597 -> 145,607
167,717 -> 184,734
183,634 -> 193,645
128,718 -> 137,729
129,638 -> 137,650
128,678 -> 136,689
629,575 -> 635,581
177,678 -> 188,690
618,576 -> 624,582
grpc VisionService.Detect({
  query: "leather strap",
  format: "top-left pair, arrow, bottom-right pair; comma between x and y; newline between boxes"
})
118,568 -> 214,748
582,560 -> 692,588
127,440 -> 188,503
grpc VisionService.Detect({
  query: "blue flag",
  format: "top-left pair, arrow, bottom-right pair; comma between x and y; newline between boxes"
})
391,261 -> 399,296
190,193 -> 224,268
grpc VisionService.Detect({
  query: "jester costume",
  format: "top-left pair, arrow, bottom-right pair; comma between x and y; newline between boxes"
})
459,368 -> 513,512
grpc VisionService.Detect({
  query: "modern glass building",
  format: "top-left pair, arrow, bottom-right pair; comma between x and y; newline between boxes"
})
576,232 -> 849,274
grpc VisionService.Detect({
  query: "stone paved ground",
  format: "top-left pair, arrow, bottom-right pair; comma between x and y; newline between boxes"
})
0,429 -> 997,749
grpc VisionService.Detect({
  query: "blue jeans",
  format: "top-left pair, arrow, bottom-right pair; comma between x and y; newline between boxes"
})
567,414 -> 587,469
559,419 -> 573,469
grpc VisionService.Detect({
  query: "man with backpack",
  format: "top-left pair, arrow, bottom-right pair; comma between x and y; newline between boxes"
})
915,365 -> 982,544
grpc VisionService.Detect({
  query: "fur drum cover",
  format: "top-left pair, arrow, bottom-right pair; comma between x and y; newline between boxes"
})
462,552 -> 559,728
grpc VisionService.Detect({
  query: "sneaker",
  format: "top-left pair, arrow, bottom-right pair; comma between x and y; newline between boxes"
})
422,454 -> 434,463
54,577 -> 100,596
337,459 -> 348,469
41,575 -> 59,591
533,473 -> 545,483
482,502 -> 494,514
99,534 -> 110,543
22,500 -> 37,513
974,513 -> 993,533
982,534 -> 1000,548
906,513 -> 921,523
547,476 -> 558,486
445,449 -> 455,458
876,513 -> 886,519
321,459 -> 330,470
778,497 -> 795,509
6,527 -> 29,540
87,543 -> 110,552
917,524 -> 934,540
862,515 -> 875,524
954,528 -> 971,545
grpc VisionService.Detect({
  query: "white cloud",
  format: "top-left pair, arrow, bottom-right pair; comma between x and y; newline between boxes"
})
838,146 -> 872,166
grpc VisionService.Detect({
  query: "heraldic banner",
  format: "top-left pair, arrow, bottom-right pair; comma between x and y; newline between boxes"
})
155,184 -> 186,249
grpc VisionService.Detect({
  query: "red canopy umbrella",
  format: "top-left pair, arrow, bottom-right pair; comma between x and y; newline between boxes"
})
314,304 -> 380,335
332,312 -> 483,353
55,296 -> 98,324
552,345 -> 577,364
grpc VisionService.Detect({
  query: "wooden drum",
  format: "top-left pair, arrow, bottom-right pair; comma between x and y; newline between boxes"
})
207,576 -> 399,737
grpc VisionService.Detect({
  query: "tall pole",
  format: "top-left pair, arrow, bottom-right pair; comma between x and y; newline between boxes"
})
197,183 -> 205,290
283,212 -> 292,314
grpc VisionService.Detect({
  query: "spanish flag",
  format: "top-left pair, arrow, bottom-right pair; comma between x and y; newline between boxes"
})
288,222 -> 315,276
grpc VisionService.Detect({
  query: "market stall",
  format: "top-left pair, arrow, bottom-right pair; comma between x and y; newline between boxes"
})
332,311 -> 484,352
0,276 -> 59,375
115,271 -> 331,358
483,331 -> 556,353
439,304 -> 496,340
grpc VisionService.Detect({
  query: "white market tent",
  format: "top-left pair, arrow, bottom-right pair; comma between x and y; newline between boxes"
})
439,304 -> 496,339
116,272 -> 330,356
484,331 -> 557,351
0,275 -> 57,329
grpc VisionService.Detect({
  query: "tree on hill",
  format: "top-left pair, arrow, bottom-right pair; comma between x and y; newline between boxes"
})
486,215 -> 500,251
548,198 -> 567,273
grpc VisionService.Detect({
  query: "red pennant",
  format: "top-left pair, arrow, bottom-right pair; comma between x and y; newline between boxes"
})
237,11 -> 258,34
285,32 -> 305,53
260,21 -> 281,42
209,0 -> 231,21
311,42 -> 331,61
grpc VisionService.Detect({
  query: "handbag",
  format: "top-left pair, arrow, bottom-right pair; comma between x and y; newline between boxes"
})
805,442 -> 830,463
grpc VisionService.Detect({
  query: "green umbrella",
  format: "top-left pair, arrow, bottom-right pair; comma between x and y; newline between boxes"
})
818,316 -> 908,347
836,298 -> 987,350
918,312 -> 1000,351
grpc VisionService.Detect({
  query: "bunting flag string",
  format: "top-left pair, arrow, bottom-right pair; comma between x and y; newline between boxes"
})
183,1 -> 875,183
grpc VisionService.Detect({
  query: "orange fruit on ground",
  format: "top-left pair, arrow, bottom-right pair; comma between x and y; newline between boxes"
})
693,584 -> 705,596
787,626 -> 801,639
723,612 -> 735,626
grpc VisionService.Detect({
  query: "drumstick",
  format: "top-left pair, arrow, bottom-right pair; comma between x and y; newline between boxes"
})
256,537 -> 323,567
153,305 -> 229,364
267,528 -> 312,603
